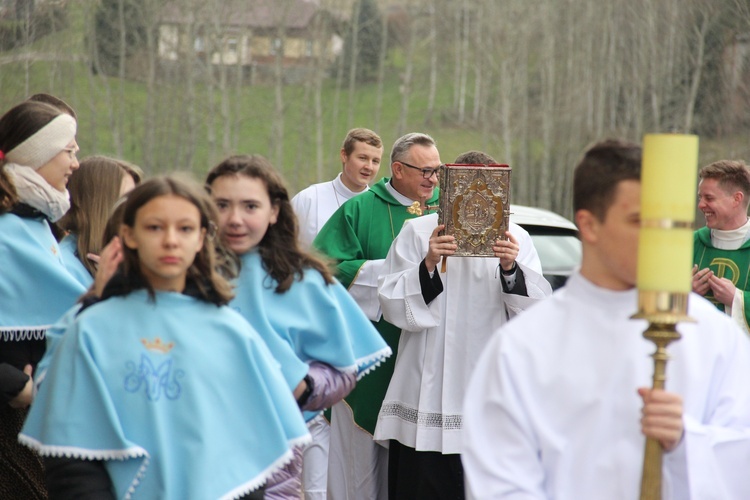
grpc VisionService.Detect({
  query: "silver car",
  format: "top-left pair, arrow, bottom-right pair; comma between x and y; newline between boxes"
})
510,205 -> 581,290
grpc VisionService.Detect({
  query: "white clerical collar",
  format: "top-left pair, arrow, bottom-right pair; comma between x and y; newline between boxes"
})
567,271 -> 639,318
385,180 -> 416,206
333,173 -> 368,200
711,218 -> 750,250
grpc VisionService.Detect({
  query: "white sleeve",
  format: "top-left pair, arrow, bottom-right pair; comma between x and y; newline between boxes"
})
291,190 -> 316,249
348,259 -> 385,321
663,324 -> 750,499
377,219 -> 441,332
462,332 -> 547,499
727,289 -> 750,336
503,224 -> 552,317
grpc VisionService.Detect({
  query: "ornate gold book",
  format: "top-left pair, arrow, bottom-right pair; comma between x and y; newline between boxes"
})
437,163 -> 512,257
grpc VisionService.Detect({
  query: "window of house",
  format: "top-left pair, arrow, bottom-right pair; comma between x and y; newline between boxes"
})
270,37 -> 282,56
194,36 -> 205,53
227,37 -> 238,55
305,40 -> 313,57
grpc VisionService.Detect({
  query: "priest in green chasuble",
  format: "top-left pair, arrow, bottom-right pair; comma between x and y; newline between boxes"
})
313,132 -> 441,500
693,160 -> 750,334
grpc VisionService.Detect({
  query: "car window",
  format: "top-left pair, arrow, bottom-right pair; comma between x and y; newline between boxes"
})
529,234 -> 582,274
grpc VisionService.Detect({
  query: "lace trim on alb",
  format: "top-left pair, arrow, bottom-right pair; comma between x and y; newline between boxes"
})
379,402 -> 463,430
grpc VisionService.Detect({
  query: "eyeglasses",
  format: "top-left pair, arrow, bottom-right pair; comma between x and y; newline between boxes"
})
61,147 -> 78,160
398,160 -> 441,179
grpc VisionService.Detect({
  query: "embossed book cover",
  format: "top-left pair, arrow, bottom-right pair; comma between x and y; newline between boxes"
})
437,163 -> 512,257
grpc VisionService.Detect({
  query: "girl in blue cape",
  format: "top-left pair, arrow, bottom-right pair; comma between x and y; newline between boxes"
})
20,176 -> 310,499
205,155 -> 391,499
0,99 -> 86,499
57,155 -> 142,288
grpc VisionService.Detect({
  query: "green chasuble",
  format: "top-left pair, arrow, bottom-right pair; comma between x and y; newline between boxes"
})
313,178 -> 440,435
694,226 -> 750,329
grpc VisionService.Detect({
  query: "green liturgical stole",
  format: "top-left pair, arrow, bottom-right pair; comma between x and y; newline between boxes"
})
694,227 -> 750,329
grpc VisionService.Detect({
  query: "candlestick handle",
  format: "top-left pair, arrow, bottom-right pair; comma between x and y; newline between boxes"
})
638,321 -> 681,500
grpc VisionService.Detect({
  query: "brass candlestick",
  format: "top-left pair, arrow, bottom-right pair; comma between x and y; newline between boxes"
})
631,290 -> 693,500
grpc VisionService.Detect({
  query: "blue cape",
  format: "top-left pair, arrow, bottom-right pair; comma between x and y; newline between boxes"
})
0,213 -> 85,339
21,290 -> 310,499
34,303 -> 82,389
58,234 -> 94,288
232,252 -> 391,419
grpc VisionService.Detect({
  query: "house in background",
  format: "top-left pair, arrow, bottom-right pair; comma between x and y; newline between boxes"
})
158,0 -> 344,84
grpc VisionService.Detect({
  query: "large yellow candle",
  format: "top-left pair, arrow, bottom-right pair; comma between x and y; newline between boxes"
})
637,134 -> 699,293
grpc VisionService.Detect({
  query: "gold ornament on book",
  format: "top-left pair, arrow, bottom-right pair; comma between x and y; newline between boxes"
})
437,163 -> 511,257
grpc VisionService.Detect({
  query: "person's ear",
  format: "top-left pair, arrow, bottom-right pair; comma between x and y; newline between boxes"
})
339,148 -> 348,167
269,203 -> 280,225
575,209 -> 600,244
121,224 -> 137,250
733,191 -> 744,207
392,161 -> 405,181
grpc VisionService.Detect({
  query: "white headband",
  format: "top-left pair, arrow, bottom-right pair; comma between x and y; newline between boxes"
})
5,114 -> 77,170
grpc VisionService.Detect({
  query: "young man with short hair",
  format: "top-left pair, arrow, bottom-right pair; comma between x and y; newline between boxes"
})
693,159 -> 750,333
462,139 -> 750,499
292,128 -> 383,248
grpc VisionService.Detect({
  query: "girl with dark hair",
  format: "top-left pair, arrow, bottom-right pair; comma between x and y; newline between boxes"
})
57,155 -> 142,286
206,155 -> 390,499
20,176 -> 310,499
0,100 -> 87,499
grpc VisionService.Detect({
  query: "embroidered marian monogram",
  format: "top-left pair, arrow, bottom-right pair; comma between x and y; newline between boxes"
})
124,354 -> 184,401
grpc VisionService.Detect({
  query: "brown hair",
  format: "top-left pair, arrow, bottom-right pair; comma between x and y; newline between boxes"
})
103,196 -> 128,247
205,154 -> 334,293
26,93 -> 77,120
454,151 -> 497,164
342,128 -> 383,156
121,176 -> 233,305
573,139 -> 641,221
699,160 -> 750,206
58,156 -> 143,277
0,101 -> 65,213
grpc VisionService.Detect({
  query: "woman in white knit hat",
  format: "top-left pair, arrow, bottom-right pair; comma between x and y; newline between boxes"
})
0,99 -> 87,499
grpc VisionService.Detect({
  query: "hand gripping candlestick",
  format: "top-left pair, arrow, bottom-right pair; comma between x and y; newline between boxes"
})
632,134 -> 699,500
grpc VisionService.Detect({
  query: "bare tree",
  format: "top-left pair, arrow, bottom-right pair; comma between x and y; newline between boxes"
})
374,1 -> 389,132
395,12 -> 416,138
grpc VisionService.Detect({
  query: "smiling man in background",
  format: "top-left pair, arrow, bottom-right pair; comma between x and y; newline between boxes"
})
693,160 -> 750,334
314,132 -> 441,499
292,128 -> 383,248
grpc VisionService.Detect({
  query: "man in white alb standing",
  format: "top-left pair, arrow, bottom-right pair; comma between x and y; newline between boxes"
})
292,128 -> 383,248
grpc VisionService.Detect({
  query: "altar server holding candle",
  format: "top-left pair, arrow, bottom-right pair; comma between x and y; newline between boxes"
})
463,139 -> 750,500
